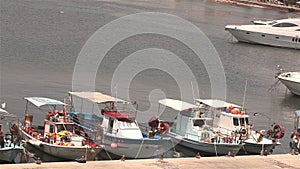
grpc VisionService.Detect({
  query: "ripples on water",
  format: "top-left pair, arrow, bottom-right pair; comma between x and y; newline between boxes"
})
1,0 -> 299,155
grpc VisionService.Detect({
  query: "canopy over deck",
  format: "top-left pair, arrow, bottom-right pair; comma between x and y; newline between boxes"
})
195,99 -> 241,109
158,99 -> 197,112
24,97 -> 67,107
69,91 -> 127,104
296,110 -> 300,117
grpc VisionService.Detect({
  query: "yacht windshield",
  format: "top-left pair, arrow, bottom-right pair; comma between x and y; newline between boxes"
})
272,22 -> 298,27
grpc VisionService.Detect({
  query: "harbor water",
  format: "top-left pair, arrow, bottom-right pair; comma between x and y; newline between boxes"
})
1,0 -> 300,159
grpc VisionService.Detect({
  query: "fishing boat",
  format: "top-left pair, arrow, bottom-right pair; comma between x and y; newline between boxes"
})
195,99 -> 284,155
225,18 -> 300,49
15,97 -> 102,162
0,107 -> 23,163
277,71 -> 300,96
68,91 -> 173,159
290,110 -> 300,155
158,99 -> 244,157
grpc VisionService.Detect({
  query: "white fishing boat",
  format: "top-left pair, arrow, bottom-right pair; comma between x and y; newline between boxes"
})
225,18 -> 300,49
290,110 -> 300,154
277,71 -> 300,96
195,99 -> 284,155
0,108 -> 23,163
158,99 -> 244,157
15,97 -> 102,162
68,92 -> 173,159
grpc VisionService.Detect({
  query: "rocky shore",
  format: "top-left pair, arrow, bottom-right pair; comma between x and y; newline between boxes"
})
213,0 -> 300,13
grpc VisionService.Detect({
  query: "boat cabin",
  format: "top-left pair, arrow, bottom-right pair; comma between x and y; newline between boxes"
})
68,92 -> 143,139
158,99 -> 213,141
290,110 -> 300,153
195,99 -> 250,135
176,109 -> 213,141
101,103 -> 143,139
22,97 -> 85,146
0,108 -> 18,148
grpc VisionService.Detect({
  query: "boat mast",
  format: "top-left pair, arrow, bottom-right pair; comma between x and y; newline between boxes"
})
242,80 -> 248,110
24,99 -> 29,115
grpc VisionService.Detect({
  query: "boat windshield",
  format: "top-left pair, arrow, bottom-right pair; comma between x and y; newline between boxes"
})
57,124 -> 73,133
233,117 -> 249,126
272,22 -> 298,27
240,118 -> 249,126
193,119 -> 205,127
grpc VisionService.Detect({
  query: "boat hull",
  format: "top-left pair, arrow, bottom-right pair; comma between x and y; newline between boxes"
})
20,128 -> 101,161
100,134 -> 173,159
167,132 -> 243,157
278,75 -> 300,96
225,26 -> 300,49
238,142 -> 277,155
0,146 -> 23,163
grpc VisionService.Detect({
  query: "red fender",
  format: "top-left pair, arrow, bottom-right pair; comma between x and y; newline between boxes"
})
159,122 -> 170,135
273,124 -> 285,139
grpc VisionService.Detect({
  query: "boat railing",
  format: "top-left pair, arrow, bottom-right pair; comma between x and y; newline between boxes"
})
72,121 -> 99,141
170,126 -> 241,144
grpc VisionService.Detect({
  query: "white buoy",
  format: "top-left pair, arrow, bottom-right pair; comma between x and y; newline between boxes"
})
110,142 -> 118,149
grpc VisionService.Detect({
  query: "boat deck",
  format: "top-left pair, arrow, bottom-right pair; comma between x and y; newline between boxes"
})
1,154 -> 299,169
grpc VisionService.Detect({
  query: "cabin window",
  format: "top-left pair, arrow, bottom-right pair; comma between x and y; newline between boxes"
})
50,125 -> 54,133
240,118 -> 245,126
57,124 -> 73,133
193,119 -> 205,127
261,35 -> 265,37
275,37 -> 279,39
272,23 -> 298,27
233,118 -> 239,126
108,118 -> 114,133
245,118 -> 249,125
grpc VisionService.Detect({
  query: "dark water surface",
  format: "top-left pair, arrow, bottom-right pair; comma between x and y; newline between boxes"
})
1,0 -> 300,155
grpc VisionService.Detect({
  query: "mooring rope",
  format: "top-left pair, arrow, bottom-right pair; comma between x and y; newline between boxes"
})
135,138 -> 145,159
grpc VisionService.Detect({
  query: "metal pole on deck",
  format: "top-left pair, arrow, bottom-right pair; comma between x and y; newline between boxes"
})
24,100 -> 28,115
69,93 -> 74,112
157,104 -> 161,117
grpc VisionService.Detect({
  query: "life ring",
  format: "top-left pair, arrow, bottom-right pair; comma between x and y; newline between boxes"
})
272,124 -> 285,139
159,122 -> 170,135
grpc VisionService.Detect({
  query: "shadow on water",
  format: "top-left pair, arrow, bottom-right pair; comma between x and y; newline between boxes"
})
23,142 -> 66,163
281,94 -> 300,110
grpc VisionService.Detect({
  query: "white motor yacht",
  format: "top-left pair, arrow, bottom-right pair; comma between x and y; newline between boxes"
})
277,71 -> 300,96
225,18 -> 300,49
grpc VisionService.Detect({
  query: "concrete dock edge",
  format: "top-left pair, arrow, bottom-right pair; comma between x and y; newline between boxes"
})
1,154 -> 299,169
